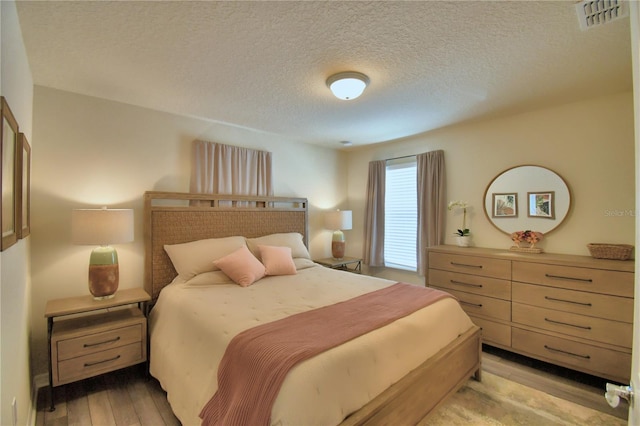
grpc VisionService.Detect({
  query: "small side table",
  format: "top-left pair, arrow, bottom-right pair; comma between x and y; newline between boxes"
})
44,287 -> 150,411
315,256 -> 362,274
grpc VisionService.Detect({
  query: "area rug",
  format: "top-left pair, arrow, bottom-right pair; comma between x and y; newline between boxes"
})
426,372 -> 625,425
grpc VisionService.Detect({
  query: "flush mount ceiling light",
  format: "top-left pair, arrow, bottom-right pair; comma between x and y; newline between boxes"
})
326,71 -> 370,100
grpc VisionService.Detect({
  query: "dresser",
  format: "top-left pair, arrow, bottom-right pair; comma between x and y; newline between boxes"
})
427,245 -> 634,383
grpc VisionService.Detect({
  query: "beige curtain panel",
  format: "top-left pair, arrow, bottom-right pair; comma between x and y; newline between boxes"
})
417,150 -> 446,276
363,160 -> 386,267
190,140 -> 273,201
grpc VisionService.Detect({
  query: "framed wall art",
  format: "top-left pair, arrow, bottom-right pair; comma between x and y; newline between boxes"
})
17,133 -> 30,238
492,193 -> 518,218
1,96 -> 19,250
528,191 -> 555,219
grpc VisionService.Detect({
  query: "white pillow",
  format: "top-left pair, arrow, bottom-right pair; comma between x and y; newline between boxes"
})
246,233 -> 311,261
294,258 -> 318,270
164,236 -> 247,279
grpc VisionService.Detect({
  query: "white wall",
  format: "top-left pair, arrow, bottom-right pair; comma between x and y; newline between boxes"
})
346,92 -> 635,285
29,86 -> 347,376
0,1 -> 34,425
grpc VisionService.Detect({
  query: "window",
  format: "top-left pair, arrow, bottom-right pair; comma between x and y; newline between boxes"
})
384,158 -> 417,271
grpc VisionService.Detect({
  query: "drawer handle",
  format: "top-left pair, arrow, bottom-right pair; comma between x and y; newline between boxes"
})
545,273 -> 593,283
544,345 -> 591,360
460,300 -> 483,308
544,317 -> 592,330
83,336 -> 121,348
450,262 -> 483,269
450,280 -> 483,288
84,355 -> 121,368
544,296 -> 592,307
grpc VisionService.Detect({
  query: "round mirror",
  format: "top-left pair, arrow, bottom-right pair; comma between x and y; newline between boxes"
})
483,165 -> 571,235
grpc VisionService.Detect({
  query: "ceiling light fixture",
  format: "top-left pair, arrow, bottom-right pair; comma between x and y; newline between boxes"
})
326,72 -> 370,100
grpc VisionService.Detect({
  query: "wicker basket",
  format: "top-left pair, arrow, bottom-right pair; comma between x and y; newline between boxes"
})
587,243 -> 634,260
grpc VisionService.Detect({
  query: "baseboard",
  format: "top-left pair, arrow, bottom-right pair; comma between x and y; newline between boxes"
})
29,374 -> 48,426
33,373 -> 48,390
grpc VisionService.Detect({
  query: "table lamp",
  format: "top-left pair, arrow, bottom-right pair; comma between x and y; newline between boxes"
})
324,210 -> 352,259
72,207 -> 134,299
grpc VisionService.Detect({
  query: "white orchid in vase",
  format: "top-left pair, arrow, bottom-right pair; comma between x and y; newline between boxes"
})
448,200 -> 470,237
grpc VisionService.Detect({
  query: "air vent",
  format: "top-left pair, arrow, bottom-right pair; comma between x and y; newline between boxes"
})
575,0 -> 629,31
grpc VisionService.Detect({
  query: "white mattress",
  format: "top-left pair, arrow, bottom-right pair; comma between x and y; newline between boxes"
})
148,264 -> 474,426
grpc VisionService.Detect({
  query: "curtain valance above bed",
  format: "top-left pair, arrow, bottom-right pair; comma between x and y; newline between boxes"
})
190,140 -> 273,198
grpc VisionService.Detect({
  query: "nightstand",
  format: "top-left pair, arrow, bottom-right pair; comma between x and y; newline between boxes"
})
44,287 -> 150,411
315,256 -> 362,274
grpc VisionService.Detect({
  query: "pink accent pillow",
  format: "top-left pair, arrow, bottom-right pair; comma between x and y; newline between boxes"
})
259,245 -> 297,276
213,246 -> 265,287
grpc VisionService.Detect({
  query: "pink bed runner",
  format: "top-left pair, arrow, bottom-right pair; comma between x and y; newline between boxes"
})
199,283 -> 453,426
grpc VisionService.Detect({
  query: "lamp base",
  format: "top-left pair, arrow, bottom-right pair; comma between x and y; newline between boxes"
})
331,230 -> 346,260
89,263 -> 119,299
331,241 -> 345,260
88,247 -> 119,300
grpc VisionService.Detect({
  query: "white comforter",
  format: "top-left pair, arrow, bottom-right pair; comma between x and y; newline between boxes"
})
149,264 -> 474,426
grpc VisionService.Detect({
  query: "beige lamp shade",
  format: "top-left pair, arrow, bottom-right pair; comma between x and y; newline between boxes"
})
325,210 -> 352,260
72,208 -> 134,245
324,210 -> 352,231
72,207 -> 134,299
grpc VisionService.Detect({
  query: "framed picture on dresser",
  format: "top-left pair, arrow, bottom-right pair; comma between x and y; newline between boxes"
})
0,96 -> 19,250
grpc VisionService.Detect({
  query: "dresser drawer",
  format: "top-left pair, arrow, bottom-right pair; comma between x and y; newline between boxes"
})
512,328 -> 631,382
429,252 -> 511,280
428,269 -> 511,300
56,342 -> 144,386
468,315 -> 511,347
512,282 -> 633,323
57,323 -> 143,361
438,287 -> 511,321
512,261 -> 633,297
512,302 -> 632,348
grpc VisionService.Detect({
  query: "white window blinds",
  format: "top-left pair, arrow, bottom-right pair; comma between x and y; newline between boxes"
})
384,158 -> 417,271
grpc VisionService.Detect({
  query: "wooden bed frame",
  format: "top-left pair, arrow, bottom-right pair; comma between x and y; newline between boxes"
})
143,191 -> 482,425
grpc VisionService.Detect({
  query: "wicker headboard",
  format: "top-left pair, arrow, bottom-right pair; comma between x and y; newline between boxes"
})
144,191 -> 308,303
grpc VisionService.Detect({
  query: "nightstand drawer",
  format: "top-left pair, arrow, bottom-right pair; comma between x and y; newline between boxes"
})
57,342 -> 144,385
57,323 -> 143,361
50,307 -> 148,387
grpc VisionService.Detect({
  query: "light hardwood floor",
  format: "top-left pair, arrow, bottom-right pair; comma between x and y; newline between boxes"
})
35,364 -> 180,426
481,345 -> 627,421
35,346 -> 627,425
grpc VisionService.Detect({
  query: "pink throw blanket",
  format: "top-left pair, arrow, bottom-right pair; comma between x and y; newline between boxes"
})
200,283 -> 452,426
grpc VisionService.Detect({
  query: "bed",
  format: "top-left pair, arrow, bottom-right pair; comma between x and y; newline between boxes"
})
144,191 -> 481,425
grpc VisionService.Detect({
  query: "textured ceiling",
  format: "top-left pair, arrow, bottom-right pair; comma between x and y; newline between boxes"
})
16,1 -> 632,148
